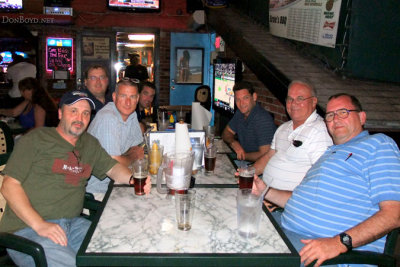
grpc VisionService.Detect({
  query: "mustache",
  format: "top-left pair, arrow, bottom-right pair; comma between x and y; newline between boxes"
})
72,121 -> 84,127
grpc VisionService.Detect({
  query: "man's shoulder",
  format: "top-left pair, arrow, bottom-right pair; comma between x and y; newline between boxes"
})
253,104 -> 273,118
91,103 -> 117,120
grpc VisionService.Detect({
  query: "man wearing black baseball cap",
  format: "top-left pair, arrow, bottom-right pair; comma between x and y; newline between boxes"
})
0,90 -> 151,266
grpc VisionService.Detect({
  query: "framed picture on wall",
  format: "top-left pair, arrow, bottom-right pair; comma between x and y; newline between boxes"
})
82,36 -> 110,60
175,47 -> 203,84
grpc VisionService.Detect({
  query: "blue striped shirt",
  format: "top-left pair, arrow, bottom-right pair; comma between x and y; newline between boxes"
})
282,131 -> 400,253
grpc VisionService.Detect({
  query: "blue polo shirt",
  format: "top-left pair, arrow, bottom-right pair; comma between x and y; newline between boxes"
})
228,103 -> 276,153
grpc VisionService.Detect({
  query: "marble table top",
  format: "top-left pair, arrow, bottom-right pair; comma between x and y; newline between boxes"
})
86,187 -> 290,254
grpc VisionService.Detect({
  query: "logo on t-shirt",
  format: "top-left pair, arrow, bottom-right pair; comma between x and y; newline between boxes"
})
52,151 -> 92,186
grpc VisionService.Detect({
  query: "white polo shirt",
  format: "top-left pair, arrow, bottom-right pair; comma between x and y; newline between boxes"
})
262,111 -> 332,190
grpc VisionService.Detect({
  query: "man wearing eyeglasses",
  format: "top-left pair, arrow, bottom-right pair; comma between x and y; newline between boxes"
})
0,91 -> 151,266
82,65 -> 112,118
222,81 -> 276,162
253,80 -> 332,191
253,93 -> 400,267
86,78 -> 144,196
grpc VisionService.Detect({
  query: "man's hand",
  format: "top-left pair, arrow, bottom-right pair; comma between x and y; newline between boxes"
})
34,221 -> 68,247
124,146 -> 145,162
299,236 -> 347,267
231,141 -> 246,160
252,174 -> 267,197
144,175 -> 152,194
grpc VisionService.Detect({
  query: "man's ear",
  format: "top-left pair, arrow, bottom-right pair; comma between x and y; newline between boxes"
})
112,92 -> 116,102
252,92 -> 257,102
58,108 -> 62,120
359,111 -> 367,126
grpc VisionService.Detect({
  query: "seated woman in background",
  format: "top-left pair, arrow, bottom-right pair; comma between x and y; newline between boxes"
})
0,77 -> 59,130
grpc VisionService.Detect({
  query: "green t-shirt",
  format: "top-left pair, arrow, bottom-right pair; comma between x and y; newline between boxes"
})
0,127 -> 117,233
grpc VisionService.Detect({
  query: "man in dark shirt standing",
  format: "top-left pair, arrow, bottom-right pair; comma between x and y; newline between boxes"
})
124,52 -> 149,82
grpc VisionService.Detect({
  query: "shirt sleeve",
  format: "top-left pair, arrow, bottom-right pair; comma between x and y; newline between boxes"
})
367,134 -> 400,204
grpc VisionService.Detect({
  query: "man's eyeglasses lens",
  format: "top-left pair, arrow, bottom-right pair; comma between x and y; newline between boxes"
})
325,109 -> 359,122
286,96 -> 313,103
89,76 -> 108,81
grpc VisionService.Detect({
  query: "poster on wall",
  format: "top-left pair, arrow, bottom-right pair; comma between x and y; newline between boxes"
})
46,38 -> 73,71
82,36 -> 110,60
269,0 -> 342,48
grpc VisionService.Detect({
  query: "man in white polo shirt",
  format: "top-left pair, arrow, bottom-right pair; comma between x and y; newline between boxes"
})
253,80 -> 332,191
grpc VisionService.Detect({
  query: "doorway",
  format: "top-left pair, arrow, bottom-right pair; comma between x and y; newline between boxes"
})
115,32 -> 155,83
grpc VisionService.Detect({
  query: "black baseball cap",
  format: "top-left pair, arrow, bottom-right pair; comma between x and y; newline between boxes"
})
59,91 -> 96,110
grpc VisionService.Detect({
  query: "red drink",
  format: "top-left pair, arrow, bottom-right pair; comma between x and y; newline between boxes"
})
239,175 -> 254,189
204,156 -> 216,173
133,174 -> 147,195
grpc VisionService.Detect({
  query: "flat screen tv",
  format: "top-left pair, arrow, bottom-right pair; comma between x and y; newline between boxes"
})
107,0 -> 160,12
213,58 -> 242,115
0,0 -> 23,11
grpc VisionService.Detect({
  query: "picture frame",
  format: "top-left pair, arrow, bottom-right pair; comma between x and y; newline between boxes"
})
175,47 -> 204,84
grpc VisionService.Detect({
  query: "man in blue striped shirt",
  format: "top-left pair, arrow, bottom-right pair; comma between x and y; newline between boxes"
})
254,93 -> 400,267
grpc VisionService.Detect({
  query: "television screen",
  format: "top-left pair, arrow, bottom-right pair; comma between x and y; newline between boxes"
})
107,0 -> 160,12
213,59 -> 241,114
0,0 -> 23,10
0,51 -> 27,64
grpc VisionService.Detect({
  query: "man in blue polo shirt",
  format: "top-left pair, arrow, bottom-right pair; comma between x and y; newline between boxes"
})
222,81 -> 276,162
254,93 -> 400,267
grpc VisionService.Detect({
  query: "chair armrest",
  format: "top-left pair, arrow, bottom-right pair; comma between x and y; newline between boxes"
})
0,232 -> 47,267
82,192 -> 102,221
306,250 -> 396,267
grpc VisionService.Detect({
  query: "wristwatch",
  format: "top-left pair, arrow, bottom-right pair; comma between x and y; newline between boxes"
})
339,232 -> 353,251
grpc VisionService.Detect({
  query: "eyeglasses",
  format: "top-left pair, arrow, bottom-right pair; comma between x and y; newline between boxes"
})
88,75 -> 108,81
325,108 -> 360,122
286,96 -> 314,104
119,77 -> 140,84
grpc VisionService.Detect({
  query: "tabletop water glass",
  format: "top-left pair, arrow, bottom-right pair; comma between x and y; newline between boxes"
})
175,190 -> 196,231
237,189 -> 263,238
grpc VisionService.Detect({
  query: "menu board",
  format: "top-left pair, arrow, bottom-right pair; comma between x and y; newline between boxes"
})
46,38 -> 73,71
269,0 -> 342,48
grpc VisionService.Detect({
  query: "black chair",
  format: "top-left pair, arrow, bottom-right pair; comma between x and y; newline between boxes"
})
306,228 -> 399,267
0,121 -> 14,166
0,193 -> 101,267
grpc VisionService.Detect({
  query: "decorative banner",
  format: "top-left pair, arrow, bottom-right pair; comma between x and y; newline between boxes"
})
46,37 -> 73,71
82,37 -> 110,60
269,0 -> 342,48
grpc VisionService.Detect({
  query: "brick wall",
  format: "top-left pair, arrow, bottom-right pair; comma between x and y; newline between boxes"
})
158,30 -> 171,106
224,48 -> 288,126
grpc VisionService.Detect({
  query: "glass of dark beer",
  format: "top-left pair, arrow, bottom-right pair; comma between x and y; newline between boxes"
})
132,158 -> 149,195
204,144 -> 217,175
239,166 -> 255,189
